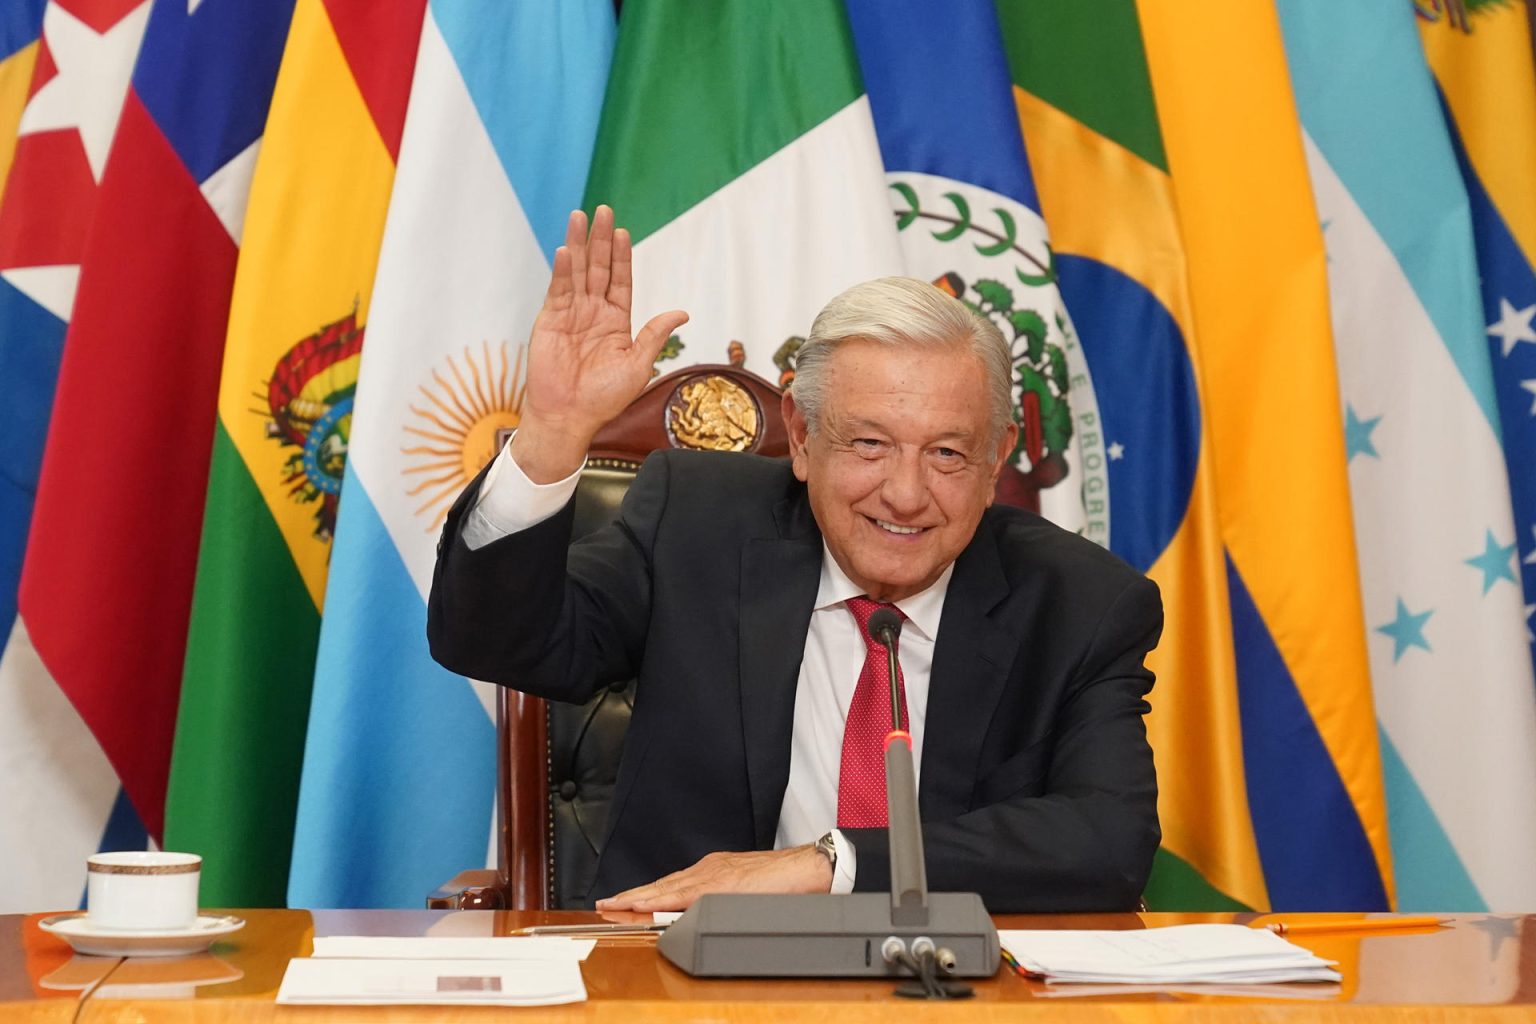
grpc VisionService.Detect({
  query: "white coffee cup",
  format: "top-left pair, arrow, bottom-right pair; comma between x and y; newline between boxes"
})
86,852 -> 201,931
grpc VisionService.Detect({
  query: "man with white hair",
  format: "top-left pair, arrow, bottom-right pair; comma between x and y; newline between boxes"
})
428,207 -> 1163,913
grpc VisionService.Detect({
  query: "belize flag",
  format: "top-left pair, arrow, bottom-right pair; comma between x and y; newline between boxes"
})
287,0 -> 615,908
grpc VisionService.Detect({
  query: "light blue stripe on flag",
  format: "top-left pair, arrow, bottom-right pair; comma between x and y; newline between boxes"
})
433,0 -> 613,262
1377,729 -> 1484,911
288,469 -> 493,907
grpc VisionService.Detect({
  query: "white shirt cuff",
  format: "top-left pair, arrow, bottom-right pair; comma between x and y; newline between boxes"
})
828,829 -> 857,895
460,441 -> 584,551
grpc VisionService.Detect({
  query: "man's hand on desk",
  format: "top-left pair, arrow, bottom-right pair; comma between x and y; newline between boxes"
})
594,844 -> 833,912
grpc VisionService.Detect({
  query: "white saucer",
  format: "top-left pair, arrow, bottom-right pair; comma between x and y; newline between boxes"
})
39,912 -> 245,957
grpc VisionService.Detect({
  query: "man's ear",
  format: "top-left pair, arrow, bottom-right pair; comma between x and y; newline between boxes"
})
782,389 -> 811,482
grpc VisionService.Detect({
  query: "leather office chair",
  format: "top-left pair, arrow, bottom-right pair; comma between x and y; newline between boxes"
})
428,364 -> 789,910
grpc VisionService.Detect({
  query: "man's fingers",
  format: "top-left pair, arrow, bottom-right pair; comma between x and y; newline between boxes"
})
609,227 -> 633,311
566,208 -> 589,298
586,204 -> 614,299
596,860 -> 705,910
544,245 -> 572,309
635,310 -> 690,365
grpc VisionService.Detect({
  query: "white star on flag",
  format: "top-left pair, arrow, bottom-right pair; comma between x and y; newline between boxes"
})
1487,298 -> 1536,358
1107,442 -> 1125,461
1521,379 -> 1536,416
17,1 -> 152,183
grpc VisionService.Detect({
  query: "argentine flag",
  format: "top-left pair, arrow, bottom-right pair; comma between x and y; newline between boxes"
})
287,0 -> 614,908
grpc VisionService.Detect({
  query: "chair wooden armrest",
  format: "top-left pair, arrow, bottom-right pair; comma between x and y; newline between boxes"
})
425,869 -> 505,910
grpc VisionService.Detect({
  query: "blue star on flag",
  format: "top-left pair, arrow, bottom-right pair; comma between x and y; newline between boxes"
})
1465,530 -> 1519,594
1376,599 -> 1432,663
1344,404 -> 1381,461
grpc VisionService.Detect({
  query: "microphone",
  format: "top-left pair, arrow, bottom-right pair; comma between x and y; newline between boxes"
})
864,608 -> 927,926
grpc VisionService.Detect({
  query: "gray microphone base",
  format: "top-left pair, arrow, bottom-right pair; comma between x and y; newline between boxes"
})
656,891 -> 999,978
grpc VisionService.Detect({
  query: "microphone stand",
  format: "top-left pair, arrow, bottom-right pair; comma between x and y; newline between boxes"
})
868,610 -> 970,999
657,612 -> 999,981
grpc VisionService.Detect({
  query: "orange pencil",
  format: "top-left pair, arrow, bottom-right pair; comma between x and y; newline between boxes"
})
1260,916 -> 1447,937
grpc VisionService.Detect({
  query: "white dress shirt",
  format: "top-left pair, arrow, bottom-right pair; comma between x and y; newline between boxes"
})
463,444 -> 952,894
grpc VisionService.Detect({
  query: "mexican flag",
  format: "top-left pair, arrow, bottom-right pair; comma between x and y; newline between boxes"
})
584,0 -> 903,385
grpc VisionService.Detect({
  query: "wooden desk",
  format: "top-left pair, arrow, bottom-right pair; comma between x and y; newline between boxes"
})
6,909 -> 1535,1022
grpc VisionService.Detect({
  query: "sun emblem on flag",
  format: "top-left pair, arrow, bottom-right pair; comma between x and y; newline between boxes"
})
260,308 -> 364,543
402,342 -> 527,529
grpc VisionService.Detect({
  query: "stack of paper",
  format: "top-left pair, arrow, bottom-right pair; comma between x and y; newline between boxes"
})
277,936 -> 594,1007
999,924 -> 1342,985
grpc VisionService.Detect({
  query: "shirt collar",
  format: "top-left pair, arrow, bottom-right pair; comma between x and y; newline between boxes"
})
812,543 -> 953,643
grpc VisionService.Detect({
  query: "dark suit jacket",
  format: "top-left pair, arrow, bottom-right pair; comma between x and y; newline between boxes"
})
427,449 -> 1163,913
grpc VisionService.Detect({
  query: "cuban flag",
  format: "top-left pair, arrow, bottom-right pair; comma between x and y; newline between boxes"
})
0,0 -> 150,914
286,0 -> 615,908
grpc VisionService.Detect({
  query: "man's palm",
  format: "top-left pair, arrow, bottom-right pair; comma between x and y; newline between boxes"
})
522,206 -> 688,437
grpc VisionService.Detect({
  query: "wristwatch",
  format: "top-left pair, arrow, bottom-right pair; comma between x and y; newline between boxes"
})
813,831 -> 838,873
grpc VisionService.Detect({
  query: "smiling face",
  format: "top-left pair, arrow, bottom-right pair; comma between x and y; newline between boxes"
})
784,336 -> 1018,603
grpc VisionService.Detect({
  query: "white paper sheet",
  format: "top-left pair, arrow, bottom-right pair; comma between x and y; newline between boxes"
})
276,957 -> 586,1006
310,936 -> 595,961
1000,924 -> 1342,985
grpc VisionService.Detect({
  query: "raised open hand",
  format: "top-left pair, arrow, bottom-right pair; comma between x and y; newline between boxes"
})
513,205 -> 689,482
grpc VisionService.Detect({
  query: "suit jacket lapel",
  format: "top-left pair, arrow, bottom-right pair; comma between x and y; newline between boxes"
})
921,514 -> 1021,817
738,490 -> 821,849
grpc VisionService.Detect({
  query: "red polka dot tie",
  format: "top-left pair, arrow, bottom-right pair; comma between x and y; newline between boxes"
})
837,596 -> 910,829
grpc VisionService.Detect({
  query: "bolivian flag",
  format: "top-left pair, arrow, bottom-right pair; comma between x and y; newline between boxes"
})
164,0 -> 425,906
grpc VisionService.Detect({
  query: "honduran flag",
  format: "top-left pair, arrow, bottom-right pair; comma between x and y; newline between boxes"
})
164,0 -> 426,908
0,0 -> 149,914
287,0 -> 614,909
14,0 -> 292,898
1279,0 -> 1536,911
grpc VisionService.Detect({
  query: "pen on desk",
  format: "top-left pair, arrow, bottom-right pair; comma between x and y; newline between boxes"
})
511,922 -> 669,936
1260,916 -> 1447,937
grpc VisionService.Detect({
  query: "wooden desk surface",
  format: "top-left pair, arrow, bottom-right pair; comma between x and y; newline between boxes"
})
6,909 -> 1535,1022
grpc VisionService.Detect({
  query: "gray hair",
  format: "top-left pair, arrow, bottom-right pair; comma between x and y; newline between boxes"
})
792,277 -> 1013,441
